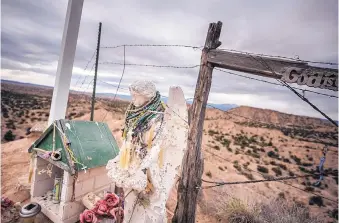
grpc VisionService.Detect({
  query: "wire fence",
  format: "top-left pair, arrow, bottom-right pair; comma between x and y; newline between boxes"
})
100,44 -> 338,66
201,174 -> 315,188
74,44 -> 338,104
73,43 -> 338,132
72,43 -> 338,142
70,43 -> 338,207
100,44 -> 203,50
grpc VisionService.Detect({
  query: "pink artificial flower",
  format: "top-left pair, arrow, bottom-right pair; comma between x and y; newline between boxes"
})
94,200 -> 109,215
104,193 -> 120,208
79,209 -> 98,223
109,207 -> 124,222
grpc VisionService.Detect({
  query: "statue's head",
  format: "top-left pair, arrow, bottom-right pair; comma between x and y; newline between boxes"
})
129,80 -> 156,107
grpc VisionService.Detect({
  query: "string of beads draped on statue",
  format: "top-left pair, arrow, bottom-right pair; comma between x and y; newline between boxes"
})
106,89 -> 166,192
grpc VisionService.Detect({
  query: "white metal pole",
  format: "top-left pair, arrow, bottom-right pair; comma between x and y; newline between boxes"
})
48,0 -> 84,125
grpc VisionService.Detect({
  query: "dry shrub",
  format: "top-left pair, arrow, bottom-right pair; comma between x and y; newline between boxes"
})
258,199 -> 320,223
215,197 -> 320,223
257,165 -> 268,173
217,197 -> 259,223
75,111 -> 85,118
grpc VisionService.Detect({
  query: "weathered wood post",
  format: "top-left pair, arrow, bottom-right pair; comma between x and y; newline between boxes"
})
172,21 -> 222,223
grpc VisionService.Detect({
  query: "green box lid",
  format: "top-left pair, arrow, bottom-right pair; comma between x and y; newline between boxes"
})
28,119 -> 120,174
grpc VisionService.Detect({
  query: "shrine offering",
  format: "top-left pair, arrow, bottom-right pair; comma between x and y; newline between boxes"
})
79,193 -> 123,223
106,80 -> 189,222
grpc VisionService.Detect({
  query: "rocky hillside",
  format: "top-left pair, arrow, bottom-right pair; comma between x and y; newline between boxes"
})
228,106 -> 336,128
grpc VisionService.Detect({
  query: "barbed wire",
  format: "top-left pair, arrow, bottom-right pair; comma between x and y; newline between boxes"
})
100,44 -> 203,50
214,68 -> 338,98
98,62 -> 337,98
68,55 -> 96,109
201,174 -> 315,188
93,42 -> 338,126
74,63 -> 96,93
100,43 -> 337,66
74,50 -> 96,86
83,80 -> 94,94
99,62 -> 201,69
84,50 -> 97,70
72,80 -> 94,104
95,43 -> 338,125
112,46 -> 126,101
100,46 -> 126,122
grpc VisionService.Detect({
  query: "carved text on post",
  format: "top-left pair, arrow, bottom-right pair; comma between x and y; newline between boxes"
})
281,67 -> 338,91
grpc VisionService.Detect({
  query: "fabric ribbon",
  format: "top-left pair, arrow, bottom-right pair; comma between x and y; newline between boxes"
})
313,147 -> 328,186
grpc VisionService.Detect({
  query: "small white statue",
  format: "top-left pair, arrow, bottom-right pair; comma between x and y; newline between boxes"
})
106,80 -> 188,223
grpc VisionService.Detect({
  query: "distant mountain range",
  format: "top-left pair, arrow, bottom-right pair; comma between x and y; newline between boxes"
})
3,80 -> 338,121
1,79 -> 239,112
97,92 -> 238,111
1,79 -> 54,89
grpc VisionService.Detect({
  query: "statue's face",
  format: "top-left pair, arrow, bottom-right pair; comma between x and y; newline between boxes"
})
130,90 -> 150,107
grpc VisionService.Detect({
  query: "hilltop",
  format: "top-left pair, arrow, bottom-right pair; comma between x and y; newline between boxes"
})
1,81 -> 338,222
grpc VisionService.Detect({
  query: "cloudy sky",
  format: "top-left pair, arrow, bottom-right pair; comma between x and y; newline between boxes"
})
1,0 -> 338,120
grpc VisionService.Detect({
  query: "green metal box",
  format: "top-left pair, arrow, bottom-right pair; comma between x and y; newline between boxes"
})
28,120 -> 119,174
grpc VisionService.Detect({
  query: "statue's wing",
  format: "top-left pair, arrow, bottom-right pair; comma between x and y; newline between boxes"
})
161,86 -> 189,195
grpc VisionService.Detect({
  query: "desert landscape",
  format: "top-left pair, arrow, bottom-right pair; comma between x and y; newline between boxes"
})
1,81 -> 338,223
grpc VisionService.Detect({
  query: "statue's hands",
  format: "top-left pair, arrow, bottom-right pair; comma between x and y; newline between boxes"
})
106,155 -> 121,171
119,169 -> 147,192
106,154 -> 120,167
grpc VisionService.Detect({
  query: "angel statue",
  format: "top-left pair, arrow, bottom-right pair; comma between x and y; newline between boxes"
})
106,80 -> 188,223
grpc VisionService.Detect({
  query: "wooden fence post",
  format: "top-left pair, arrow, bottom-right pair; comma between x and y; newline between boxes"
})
172,21 -> 222,223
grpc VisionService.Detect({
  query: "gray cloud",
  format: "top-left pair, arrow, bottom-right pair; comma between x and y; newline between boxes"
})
1,0 -> 338,119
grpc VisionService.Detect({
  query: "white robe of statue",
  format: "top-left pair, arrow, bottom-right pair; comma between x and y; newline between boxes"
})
106,80 -> 188,223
